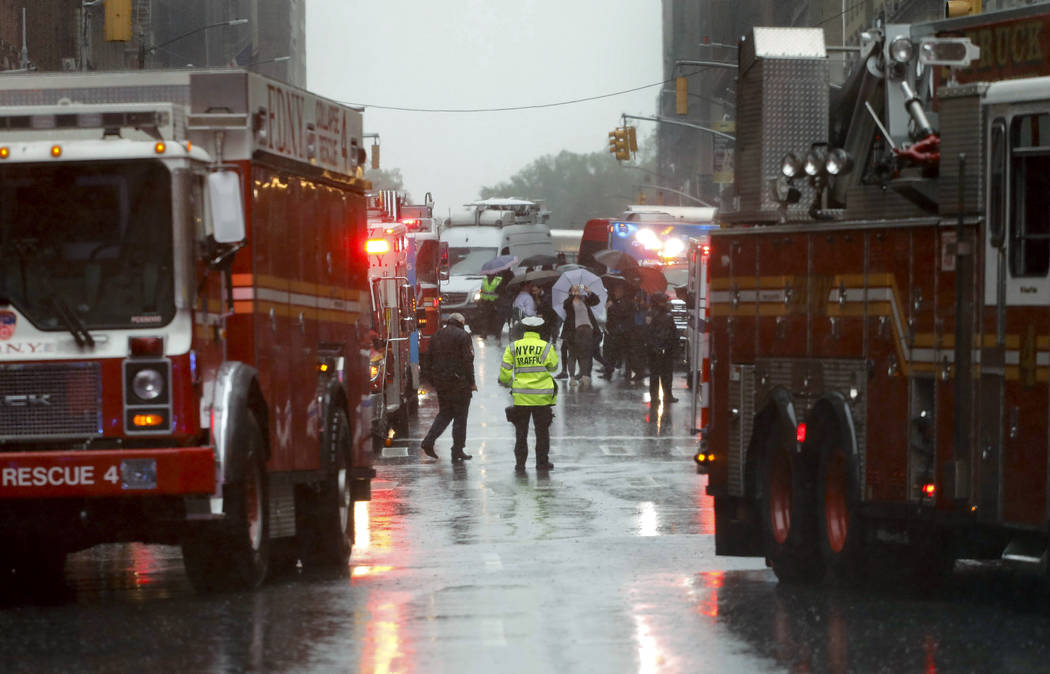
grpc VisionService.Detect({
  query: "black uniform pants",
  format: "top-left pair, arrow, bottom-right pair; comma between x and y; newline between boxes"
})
512,405 -> 553,466
422,390 -> 471,453
648,353 -> 674,405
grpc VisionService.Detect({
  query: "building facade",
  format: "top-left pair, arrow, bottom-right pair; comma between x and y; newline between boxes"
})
0,0 -> 305,86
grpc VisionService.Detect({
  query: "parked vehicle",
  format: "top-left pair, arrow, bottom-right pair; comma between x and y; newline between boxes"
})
703,6 -> 1050,583
438,198 -> 555,326
0,69 -> 375,592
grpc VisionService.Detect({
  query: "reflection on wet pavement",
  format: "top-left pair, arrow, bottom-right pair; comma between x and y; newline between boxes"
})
2,333 -> 1050,672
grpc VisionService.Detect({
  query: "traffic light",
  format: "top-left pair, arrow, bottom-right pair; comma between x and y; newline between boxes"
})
608,130 -> 619,157
627,126 -> 638,153
676,76 -> 688,115
945,0 -> 980,16
105,0 -> 132,42
614,128 -> 630,160
371,142 -> 380,170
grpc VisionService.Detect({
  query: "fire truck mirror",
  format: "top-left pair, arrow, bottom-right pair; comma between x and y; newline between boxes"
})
208,171 -> 246,244
438,241 -> 450,281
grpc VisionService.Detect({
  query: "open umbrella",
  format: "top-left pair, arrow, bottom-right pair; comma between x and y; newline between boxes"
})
632,266 -> 667,294
480,254 -> 518,274
552,267 -> 607,322
601,273 -> 629,292
507,268 -> 560,288
555,263 -> 587,273
593,249 -> 638,273
519,254 -> 559,269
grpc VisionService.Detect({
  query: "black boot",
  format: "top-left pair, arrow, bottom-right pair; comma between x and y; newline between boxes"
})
451,450 -> 472,462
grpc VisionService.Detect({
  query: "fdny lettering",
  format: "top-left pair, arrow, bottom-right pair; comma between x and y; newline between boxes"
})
2,342 -> 50,354
315,100 -> 343,166
515,343 -> 545,366
2,465 -> 95,487
266,84 -> 306,159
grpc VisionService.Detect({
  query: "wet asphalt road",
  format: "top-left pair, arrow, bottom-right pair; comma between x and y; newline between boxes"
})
3,333 -> 1050,672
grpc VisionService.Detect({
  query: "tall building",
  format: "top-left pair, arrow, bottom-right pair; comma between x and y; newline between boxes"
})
0,0 -> 305,87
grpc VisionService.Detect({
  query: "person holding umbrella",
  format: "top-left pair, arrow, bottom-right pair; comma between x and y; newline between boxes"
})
562,284 -> 601,390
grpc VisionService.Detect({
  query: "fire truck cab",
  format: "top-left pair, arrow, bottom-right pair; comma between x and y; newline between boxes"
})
706,4 -> 1050,583
0,70 -> 375,592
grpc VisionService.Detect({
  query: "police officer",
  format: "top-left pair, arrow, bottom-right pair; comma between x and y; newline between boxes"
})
477,271 -> 503,341
499,315 -> 558,472
420,312 -> 476,462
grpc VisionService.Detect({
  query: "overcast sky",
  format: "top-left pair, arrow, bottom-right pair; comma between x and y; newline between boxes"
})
306,0 -> 662,217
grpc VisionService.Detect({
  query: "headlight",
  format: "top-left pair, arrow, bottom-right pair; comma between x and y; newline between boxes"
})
780,153 -> 801,179
473,290 -> 482,302
635,228 -> 661,251
803,148 -> 826,176
889,37 -> 914,64
132,368 -> 165,400
826,148 -> 854,176
661,237 -> 685,258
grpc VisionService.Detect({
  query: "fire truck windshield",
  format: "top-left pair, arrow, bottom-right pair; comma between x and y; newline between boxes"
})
0,160 -> 175,331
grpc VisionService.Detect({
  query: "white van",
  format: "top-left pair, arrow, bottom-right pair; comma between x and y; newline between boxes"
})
439,198 -> 556,322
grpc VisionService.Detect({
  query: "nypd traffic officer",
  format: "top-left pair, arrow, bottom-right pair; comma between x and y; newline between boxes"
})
499,315 -> 558,472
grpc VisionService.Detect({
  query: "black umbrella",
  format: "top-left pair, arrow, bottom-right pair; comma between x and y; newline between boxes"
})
593,249 -> 638,273
519,254 -> 559,269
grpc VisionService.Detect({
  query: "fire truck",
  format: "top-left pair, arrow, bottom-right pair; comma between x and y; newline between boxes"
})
366,195 -> 417,446
398,194 -> 444,379
703,4 -> 1050,583
0,69 -> 375,592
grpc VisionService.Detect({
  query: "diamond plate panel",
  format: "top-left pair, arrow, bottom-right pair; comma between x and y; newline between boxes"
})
0,363 -> 102,441
728,364 -> 755,497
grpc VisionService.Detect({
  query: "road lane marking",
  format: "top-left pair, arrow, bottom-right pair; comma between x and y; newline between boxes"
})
483,552 -> 502,571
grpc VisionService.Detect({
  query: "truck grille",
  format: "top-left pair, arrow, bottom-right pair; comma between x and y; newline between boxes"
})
442,292 -> 469,307
0,363 -> 102,441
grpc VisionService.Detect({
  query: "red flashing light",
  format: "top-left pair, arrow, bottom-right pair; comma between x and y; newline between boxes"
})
922,482 -> 936,498
701,244 -> 711,257
365,238 -> 390,255
129,336 -> 164,357
796,423 -> 807,444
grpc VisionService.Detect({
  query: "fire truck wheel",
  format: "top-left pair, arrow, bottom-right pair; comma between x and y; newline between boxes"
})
182,413 -> 270,592
816,442 -> 866,582
298,409 -> 354,569
758,435 -> 824,583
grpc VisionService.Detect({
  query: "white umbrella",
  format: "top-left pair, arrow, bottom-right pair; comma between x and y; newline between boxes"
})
552,267 -> 607,322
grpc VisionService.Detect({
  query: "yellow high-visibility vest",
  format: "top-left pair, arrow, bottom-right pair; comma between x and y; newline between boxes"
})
499,331 -> 559,406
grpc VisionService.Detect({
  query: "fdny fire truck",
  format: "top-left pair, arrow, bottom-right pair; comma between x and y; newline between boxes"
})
366,197 -> 417,446
398,194 -> 444,378
704,4 -> 1050,583
0,70 -> 375,591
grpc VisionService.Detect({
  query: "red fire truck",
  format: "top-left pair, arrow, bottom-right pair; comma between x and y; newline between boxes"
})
364,218 -> 416,446
704,4 -> 1050,582
0,69 -> 375,592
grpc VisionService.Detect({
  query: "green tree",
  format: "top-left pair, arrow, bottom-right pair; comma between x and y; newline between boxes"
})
365,167 -> 412,202
479,132 -> 659,228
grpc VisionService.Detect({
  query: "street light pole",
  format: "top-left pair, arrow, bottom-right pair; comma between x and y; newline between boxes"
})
142,18 -> 248,67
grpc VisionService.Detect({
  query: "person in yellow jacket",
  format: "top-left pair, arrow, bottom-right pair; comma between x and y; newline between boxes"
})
499,315 -> 558,472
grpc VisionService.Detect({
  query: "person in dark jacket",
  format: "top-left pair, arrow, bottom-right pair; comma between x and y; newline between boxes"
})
420,313 -> 476,462
602,283 -> 633,379
562,285 -> 601,389
646,292 -> 679,406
